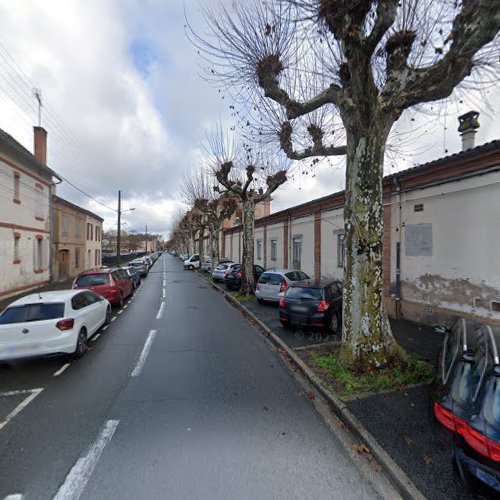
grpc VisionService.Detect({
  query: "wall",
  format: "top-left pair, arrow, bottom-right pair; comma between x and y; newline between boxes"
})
85,215 -> 103,269
0,151 -> 51,297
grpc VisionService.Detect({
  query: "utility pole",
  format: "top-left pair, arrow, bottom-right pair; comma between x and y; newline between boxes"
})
117,190 -> 121,265
145,224 -> 148,254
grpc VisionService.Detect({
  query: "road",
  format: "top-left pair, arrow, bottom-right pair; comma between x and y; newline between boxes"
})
0,254 -> 391,500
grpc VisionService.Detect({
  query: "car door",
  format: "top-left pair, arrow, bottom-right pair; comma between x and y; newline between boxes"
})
329,283 -> 343,319
81,291 -> 105,333
71,292 -> 93,334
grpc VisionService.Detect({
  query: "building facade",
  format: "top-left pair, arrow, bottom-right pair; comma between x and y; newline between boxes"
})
53,196 -> 103,280
222,139 -> 500,326
0,127 -> 61,299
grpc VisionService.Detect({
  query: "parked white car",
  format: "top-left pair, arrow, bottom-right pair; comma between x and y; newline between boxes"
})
0,290 -> 111,361
255,269 -> 310,303
183,254 -> 200,270
211,262 -> 238,282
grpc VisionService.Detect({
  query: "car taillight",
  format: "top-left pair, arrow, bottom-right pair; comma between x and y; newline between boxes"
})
279,281 -> 288,293
256,283 -> 260,290
224,270 -> 228,275
237,272 -> 242,278
279,297 -> 285,308
433,402 -> 468,434
56,318 -> 75,331
317,300 -> 330,312
463,424 -> 500,462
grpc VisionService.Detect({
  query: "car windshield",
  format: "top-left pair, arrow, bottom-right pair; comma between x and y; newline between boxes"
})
259,273 -> 282,285
75,274 -> 110,286
0,303 -> 66,324
286,287 -> 323,300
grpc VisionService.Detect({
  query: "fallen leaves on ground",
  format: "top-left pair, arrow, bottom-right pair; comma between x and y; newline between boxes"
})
422,453 -> 433,465
404,435 -> 416,448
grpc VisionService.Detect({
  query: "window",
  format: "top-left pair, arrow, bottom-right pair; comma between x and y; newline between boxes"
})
95,249 -> 99,266
75,219 -> 82,238
13,172 -> 20,203
62,216 -> 69,237
256,240 -> 262,260
292,235 -> 302,270
87,250 -> 92,267
0,303 -> 65,324
405,223 -> 432,256
35,184 -> 44,220
72,293 -> 90,310
34,237 -> 46,272
337,232 -> 345,268
75,247 -> 81,268
95,226 -> 100,241
270,239 -> 277,261
87,223 -> 93,241
13,233 -> 21,264
75,273 -> 110,287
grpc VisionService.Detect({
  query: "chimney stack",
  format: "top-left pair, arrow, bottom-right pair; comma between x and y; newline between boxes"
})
34,126 -> 47,164
458,111 -> 480,151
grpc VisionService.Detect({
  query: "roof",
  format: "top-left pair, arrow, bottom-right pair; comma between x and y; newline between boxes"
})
53,195 -> 104,222
0,128 -> 62,182
8,290 -> 82,305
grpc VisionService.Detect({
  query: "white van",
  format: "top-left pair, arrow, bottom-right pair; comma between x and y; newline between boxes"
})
183,254 -> 200,270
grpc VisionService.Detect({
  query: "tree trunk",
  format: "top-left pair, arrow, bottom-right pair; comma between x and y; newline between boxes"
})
210,224 -> 219,270
339,126 -> 406,368
198,225 -> 206,269
240,198 -> 256,295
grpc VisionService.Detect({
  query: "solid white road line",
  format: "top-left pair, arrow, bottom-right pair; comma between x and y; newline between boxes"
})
90,334 -> 101,342
162,288 -> 166,298
53,419 -> 119,500
156,303 -> 165,320
131,330 -> 157,377
4,494 -> 23,500
53,363 -> 70,377
0,388 -> 43,431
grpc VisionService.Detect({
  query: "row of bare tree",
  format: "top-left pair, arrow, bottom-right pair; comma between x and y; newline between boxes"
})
169,134 -> 291,295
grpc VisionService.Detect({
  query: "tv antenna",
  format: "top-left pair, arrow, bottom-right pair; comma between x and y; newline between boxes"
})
33,88 -> 43,126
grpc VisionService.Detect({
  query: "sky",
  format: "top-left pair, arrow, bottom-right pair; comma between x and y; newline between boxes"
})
0,0 -> 498,238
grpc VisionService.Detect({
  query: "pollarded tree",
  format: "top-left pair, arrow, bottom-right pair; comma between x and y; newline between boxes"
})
205,130 -> 290,295
180,168 -> 238,269
191,0 -> 500,368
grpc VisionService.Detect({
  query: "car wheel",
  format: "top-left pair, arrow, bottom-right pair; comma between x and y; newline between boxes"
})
73,328 -> 88,359
189,265 -> 194,270
104,307 -> 112,325
118,292 -> 124,307
329,312 -> 339,335
257,298 -> 265,305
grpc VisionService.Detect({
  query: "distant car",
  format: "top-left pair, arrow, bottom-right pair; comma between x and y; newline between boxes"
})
179,253 -> 190,262
184,254 -> 200,270
279,279 -> 343,335
143,256 -> 153,268
224,264 -> 266,291
255,269 -> 310,303
121,266 -> 141,289
73,268 -> 134,307
128,260 -> 148,277
0,290 -> 111,361
211,262 -> 237,282
201,259 -> 212,273
432,320 -> 500,497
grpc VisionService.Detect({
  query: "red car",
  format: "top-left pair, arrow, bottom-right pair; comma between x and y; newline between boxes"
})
73,268 -> 133,307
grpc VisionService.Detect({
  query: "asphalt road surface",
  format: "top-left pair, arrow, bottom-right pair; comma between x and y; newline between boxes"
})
0,254 -> 390,500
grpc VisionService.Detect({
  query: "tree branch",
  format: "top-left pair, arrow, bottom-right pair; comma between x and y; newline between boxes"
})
383,0 -> 500,111
363,0 -> 399,55
255,170 -> 287,203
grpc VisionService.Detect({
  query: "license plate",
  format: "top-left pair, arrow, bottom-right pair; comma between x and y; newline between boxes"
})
291,306 -> 308,313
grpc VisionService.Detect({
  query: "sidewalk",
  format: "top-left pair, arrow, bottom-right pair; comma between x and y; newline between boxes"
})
212,283 -> 470,500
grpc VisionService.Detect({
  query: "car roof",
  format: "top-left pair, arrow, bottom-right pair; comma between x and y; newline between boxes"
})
7,289 -> 86,306
262,269 -> 303,275
77,269 -> 111,276
291,279 -> 342,288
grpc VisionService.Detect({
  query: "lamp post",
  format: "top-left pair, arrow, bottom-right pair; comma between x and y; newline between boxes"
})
116,189 -> 135,265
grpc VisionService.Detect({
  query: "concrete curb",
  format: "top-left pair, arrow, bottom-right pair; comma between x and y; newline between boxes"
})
204,275 -> 426,500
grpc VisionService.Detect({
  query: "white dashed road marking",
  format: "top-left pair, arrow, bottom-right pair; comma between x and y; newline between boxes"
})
0,388 -> 43,431
90,334 -> 101,342
53,419 -> 119,500
3,494 -> 23,500
111,317 -> 117,322
156,303 -> 165,320
53,363 -> 70,377
131,330 -> 157,377
102,325 -> 109,332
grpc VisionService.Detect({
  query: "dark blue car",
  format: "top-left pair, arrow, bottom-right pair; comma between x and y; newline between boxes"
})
433,320 -> 500,496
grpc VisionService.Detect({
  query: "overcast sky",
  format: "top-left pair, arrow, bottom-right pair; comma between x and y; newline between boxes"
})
0,0 -> 498,238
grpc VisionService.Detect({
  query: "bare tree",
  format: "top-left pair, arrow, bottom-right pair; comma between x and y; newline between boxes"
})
190,0 -> 500,368
204,128 -> 289,294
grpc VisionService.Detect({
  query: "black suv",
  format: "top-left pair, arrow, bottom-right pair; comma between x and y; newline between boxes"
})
278,279 -> 342,335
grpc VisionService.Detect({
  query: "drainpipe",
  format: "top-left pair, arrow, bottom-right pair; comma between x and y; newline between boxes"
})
394,176 -> 402,316
49,178 -> 62,284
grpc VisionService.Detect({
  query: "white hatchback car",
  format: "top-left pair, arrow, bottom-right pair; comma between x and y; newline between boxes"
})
211,262 -> 237,282
0,290 -> 111,361
255,269 -> 310,303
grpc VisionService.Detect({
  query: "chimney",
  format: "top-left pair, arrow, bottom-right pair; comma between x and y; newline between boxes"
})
458,111 -> 480,151
34,126 -> 47,164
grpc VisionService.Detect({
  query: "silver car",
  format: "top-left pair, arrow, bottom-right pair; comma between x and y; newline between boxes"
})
255,269 -> 310,303
211,262 -> 237,282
